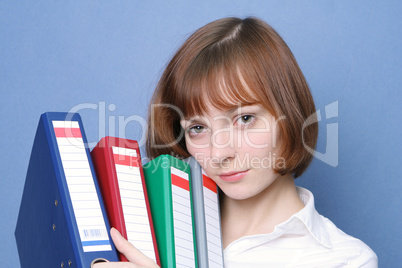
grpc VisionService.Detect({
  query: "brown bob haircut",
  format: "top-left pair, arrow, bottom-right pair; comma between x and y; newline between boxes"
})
146,17 -> 318,178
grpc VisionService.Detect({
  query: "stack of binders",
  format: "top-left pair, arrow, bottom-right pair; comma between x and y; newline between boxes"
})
15,112 -> 224,268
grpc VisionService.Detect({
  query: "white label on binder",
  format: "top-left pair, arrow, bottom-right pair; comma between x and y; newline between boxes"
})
171,166 -> 196,267
202,173 -> 224,267
112,146 -> 157,262
53,120 -> 111,252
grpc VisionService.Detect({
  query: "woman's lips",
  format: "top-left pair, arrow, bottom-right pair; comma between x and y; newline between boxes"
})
219,170 -> 249,182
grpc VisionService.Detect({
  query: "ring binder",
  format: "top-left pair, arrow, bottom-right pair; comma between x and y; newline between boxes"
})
184,157 -> 224,268
91,137 -> 160,264
143,155 -> 198,268
15,112 -> 118,268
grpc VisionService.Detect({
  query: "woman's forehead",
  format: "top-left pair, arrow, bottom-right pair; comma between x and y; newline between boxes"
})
183,101 -> 262,120
183,76 -> 260,116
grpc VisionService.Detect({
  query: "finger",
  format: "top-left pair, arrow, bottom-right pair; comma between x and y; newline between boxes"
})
92,261 -> 136,268
93,263 -> 153,268
110,228 -> 159,267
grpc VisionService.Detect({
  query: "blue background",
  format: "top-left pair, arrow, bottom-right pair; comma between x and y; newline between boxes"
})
1,1 -> 401,267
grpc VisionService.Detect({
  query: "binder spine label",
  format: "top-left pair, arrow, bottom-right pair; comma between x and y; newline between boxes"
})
53,121 -> 112,252
112,146 -> 157,262
171,167 -> 196,267
202,174 -> 224,266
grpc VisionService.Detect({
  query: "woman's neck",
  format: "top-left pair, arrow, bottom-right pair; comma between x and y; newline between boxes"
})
220,173 -> 304,248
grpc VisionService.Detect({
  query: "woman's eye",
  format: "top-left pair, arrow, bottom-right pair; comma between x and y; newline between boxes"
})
189,125 -> 205,134
238,115 -> 254,124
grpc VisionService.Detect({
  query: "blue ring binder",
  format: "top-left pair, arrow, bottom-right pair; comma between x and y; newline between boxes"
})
15,112 -> 118,268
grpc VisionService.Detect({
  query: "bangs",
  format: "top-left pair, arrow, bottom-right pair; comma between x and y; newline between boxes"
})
175,49 -> 263,119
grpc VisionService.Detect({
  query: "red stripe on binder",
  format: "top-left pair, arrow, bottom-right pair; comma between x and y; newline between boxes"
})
113,154 -> 139,167
171,174 -> 189,191
203,174 -> 217,193
54,127 -> 82,138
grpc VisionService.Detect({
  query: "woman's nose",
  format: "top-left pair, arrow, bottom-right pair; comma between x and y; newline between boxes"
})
209,127 -> 236,163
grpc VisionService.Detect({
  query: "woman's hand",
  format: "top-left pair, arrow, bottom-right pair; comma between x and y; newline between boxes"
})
93,228 -> 160,268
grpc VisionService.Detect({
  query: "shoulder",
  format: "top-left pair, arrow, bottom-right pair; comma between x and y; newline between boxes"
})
296,187 -> 378,267
320,215 -> 378,267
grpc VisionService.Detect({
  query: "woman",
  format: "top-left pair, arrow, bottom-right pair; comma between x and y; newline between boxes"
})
96,17 -> 377,267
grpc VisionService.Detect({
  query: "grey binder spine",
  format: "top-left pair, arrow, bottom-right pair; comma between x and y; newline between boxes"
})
184,157 -> 224,268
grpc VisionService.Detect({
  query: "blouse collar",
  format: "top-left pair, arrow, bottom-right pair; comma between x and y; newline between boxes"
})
224,187 -> 333,255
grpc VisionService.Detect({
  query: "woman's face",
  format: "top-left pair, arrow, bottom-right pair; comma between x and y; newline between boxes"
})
181,103 -> 285,201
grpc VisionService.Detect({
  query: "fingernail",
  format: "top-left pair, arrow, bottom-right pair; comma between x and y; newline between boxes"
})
111,227 -> 122,237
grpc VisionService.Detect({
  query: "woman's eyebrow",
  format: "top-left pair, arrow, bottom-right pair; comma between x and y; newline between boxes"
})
182,116 -> 206,125
183,104 -> 260,121
226,104 -> 260,115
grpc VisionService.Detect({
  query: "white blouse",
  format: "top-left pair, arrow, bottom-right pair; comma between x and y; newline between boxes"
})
223,187 -> 377,267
